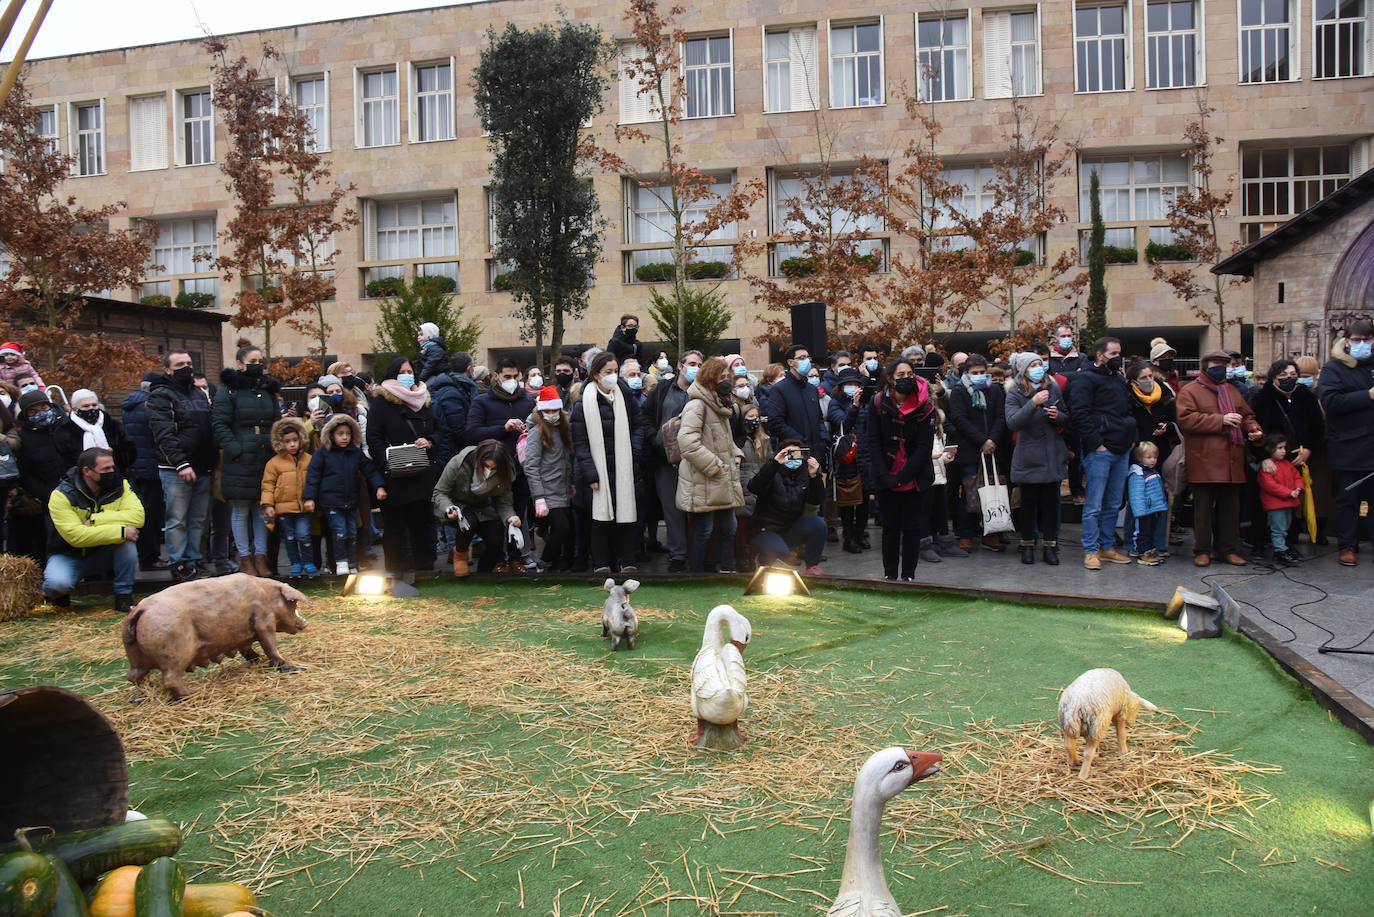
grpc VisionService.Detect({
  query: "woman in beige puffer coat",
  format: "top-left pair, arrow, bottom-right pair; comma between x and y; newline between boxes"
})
677,357 -> 744,572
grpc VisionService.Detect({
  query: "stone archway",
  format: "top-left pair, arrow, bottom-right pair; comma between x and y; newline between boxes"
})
1325,216 -> 1374,340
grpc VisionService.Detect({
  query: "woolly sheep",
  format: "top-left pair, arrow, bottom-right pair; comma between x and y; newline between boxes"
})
601,578 -> 639,651
1057,668 -> 1158,779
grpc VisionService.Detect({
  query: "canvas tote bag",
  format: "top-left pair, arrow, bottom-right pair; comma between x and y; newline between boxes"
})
977,452 -> 1016,535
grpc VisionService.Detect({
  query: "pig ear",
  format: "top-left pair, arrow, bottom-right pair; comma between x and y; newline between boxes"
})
278,582 -> 312,606
603,578 -> 616,592
623,579 -> 640,594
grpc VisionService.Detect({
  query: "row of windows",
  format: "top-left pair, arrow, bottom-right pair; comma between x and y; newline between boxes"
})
127,137 -> 1359,301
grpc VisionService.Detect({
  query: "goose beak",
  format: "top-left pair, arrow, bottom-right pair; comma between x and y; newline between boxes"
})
906,749 -> 942,783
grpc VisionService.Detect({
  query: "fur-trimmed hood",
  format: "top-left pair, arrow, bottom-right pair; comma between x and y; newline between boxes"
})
374,382 -> 432,408
1331,335 -> 1357,368
219,367 -> 282,392
319,412 -> 363,450
270,416 -> 311,453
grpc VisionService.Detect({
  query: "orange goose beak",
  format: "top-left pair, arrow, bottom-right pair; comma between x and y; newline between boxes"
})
906,749 -> 942,783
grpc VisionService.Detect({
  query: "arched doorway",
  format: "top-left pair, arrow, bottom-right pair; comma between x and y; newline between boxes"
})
1324,217 -> 1374,345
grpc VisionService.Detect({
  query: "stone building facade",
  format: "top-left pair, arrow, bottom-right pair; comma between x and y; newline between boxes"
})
16,0 -> 1374,368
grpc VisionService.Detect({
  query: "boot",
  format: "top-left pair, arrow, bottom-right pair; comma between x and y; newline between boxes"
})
1019,542 -> 1035,565
919,536 -> 941,564
239,555 -> 257,577
1042,541 -> 1060,565
938,534 -> 969,558
842,528 -> 862,554
857,531 -> 872,550
252,554 -> 272,578
450,547 -> 470,577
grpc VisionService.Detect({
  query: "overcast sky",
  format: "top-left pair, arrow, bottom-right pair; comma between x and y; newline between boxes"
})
1,1 -> 468,60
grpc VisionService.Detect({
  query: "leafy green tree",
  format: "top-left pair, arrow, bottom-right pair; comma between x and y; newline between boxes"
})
1084,170 -> 1109,344
472,20 -> 611,371
645,284 -> 732,360
372,277 -> 482,363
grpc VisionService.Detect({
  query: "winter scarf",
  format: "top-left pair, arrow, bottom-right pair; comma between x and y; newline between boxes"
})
581,381 -> 635,523
1197,373 -> 1244,447
961,373 -> 987,410
1131,381 -> 1162,406
379,378 -> 430,413
70,411 -> 110,450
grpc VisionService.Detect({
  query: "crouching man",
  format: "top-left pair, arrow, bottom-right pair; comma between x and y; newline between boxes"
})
44,446 -> 145,613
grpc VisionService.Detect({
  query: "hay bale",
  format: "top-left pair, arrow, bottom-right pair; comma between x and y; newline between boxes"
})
0,554 -> 43,621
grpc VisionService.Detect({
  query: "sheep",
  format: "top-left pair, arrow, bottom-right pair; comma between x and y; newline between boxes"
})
601,578 -> 640,651
1057,668 -> 1158,779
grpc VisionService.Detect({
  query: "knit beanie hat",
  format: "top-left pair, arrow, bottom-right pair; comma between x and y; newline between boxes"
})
419,322 -> 441,342
316,374 -> 342,389
1149,337 -> 1175,361
17,389 -> 51,413
1009,351 -> 1039,382
536,385 -> 563,412
0,342 -> 22,358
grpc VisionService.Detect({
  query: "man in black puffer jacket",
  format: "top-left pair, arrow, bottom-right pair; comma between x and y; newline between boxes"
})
746,440 -> 827,572
1068,336 -> 1137,570
121,372 -> 166,569
146,351 -> 216,581
1319,320 -> 1374,566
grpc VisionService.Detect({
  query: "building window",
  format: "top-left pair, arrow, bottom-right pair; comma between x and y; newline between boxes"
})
1239,0 -> 1296,83
146,216 -> 218,305
1315,0 -> 1371,78
768,167 -> 886,274
765,27 -> 819,112
1242,144 -> 1352,220
1079,153 -> 1191,252
1075,4 -> 1129,92
292,75 -> 329,151
177,90 -> 213,165
70,101 -> 104,176
35,105 -> 58,154
412,61 -> 454,141
618,44 -> 663,125
984,10 -> 1040,98
358,67 -> 399,147
363,196 -> 457,268
684,35 -> 733,118
128,95 -> 166,171
625,176 -> 737,282
829,21 -> 884,107
1146,1 -> 1201,88
917,14 -> 971,102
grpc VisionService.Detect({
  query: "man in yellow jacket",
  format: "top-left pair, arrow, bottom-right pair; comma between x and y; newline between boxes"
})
44,447 -> 145,613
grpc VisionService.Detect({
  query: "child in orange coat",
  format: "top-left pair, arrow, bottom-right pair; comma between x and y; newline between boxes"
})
1257,433 -> 1304,567
261,417 -> 316,579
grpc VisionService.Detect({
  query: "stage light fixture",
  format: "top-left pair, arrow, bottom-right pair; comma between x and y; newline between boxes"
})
1164,586 -> 1222,639
343,573 -> 421,599
743,564 -> 810,598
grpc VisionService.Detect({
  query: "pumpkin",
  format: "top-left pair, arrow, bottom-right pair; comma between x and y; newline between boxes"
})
88,865 -> 140,917
181,883 -> 257,917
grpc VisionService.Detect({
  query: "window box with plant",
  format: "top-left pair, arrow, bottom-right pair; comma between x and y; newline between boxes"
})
632,259 -> 732,283
491,273 -> 513,292
1145,241 -> 1193,263
139,294 -> 172,307
1103,244 -> 1138,264
174,290 -> 215,309
364,275 -> 406,298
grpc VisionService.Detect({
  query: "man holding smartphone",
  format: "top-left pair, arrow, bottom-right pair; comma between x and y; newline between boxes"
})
746,441 -> 827,574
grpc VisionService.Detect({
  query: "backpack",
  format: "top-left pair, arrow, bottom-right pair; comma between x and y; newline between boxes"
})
515,429 -> 530,464
661,416 -> 683,465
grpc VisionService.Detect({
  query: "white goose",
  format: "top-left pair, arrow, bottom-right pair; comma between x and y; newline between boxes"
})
828,746 -> 943,917
690,604 -> 752,750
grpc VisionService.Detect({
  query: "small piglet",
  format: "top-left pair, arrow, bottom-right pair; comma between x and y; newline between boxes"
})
123,573 -> 311,700
601,578 -> 640,651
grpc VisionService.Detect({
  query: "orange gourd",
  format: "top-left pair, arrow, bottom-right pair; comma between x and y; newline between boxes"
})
88,865 -> 140,917
180,882 -> 258,917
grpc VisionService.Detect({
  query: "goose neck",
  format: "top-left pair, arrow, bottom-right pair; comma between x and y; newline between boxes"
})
837,784 -> 889,895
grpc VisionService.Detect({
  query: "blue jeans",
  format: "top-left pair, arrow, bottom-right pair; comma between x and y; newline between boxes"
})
1135,510 -> 1168,554
229,499 -> 268,557
159,469 -> 211,563
750,515 -> 828,567
325,508 -> 358,566
278,513 -> 313,566
1081,449 -> 1129,553
43,541 -> 138,598
1267,508 -> 1293,551
690,508 -> 738,572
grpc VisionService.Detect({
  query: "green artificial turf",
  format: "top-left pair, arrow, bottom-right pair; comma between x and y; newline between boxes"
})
1,580 -> 1370,916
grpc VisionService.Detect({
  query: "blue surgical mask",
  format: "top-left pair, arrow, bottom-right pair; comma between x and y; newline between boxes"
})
626,375 -> 643,390
969,374 -> 989,390
328,392 -> 344,407
843,385 -> 859,397
1058,337 -> 1074,351
808,376 -> 821,387
784,458 -> 803,470
733,365 -> 748,377
795,358 -> 812,376
683,365 -> 698,383
1351,340 -> 1373,361
396,373 -> 415,388
1028,366 -> 1046,384
1297,376 -> 1315,388
865,358 -> 879,372
1224,366 -> 1236,379
20,384 -> 38,394
1233,366 -> 1249,379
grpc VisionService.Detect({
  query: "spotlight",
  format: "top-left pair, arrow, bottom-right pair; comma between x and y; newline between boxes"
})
1164,587 -> 1222,639
743,564 -> 810,597
343,573 -> 420,599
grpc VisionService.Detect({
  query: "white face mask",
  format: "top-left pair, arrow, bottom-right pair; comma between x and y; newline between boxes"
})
527,374 -> 542,388
656,358 -> 670,371
734,384 -> 751,399
541,410 -> 561,423
481,466 -> 493,480
499,378 -> 520,395
598,372 -> 617,391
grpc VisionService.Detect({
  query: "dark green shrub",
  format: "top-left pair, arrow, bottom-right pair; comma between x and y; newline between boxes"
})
491,273 -> 513,292
1145,241 -> 1193,263
779,256 -> 815,278
174,291 -> 215,309
1103,245 -> 1138,264
414,274 -> 458,295
686,260 -> 730,280
634,262 -> 675,283
139,294 -> 172,307
364,276 -> 406,298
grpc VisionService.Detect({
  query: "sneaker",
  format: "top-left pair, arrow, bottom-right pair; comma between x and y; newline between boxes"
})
804,564 -> 822,575
667,558 -> 687,573
1083,553 -> 1101,571
288,563 -> 303,579
303,564 -> 320,579
335,561 -> 349,576
594,566 -> 612,574
1098,549 -> 1133,564
618,564 -> 638,573
349,565 -> 359,574
114,594 -> 134,614
1139,550 -> 1163,566
1275,548 -> 1303,566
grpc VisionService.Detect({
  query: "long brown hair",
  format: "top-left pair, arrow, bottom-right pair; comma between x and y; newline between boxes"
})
471,439 -> 514,491
697,356 -> 728,393
536,407 -> 571,450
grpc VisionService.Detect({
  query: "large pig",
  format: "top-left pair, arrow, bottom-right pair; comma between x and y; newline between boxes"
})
122,573 -> 311,700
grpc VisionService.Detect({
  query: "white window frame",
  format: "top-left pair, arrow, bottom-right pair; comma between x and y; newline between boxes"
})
1313,0 -> 1373,78
682,32 -> 735,119
763,25 -> 820,113
767,165 -> 887,274
128,93 -> 168,172
175,88 -> 214,166
1073,3 -> 1133,92
361,194 -> 459,264
1145,0 -> 1206,89
1238,0 -> 1300,83
291,73 -> 330,152
355,65 -> 401,148
828,18 -> 885,108
1240,142 -> 1356,221
35,104 -> 58,154
984,8 -> 1043,99
144,215 -> 219,306
68,100 -> 105,177
409,58 -> 455,142
917,11 -> 972,102
623,174 -> 739,282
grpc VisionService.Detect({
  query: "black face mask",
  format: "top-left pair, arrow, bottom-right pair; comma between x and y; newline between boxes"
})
172,365 -> 195,386
744,418 -> 761,432
342,374 -> 359,390
715,379 -> 733,400
98,470 -> 121,492
76,408 -> 101,424
244,363 -> 264,378
623,327 -> 638,339
555,371 -> 574,387
1156,359 -> 1174,371
893,377 -> 918,395
1276,376 -> 1297,393
1105,356 -> 1123,373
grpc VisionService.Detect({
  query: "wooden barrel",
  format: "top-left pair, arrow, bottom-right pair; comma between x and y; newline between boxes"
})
0,686 -> 128,836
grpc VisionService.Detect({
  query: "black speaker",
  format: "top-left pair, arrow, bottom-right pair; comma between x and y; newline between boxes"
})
790,301 -> 827,362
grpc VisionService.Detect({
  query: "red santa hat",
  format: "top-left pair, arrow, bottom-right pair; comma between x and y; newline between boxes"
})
536,385 -> 563,412
0,342 -> 23,358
